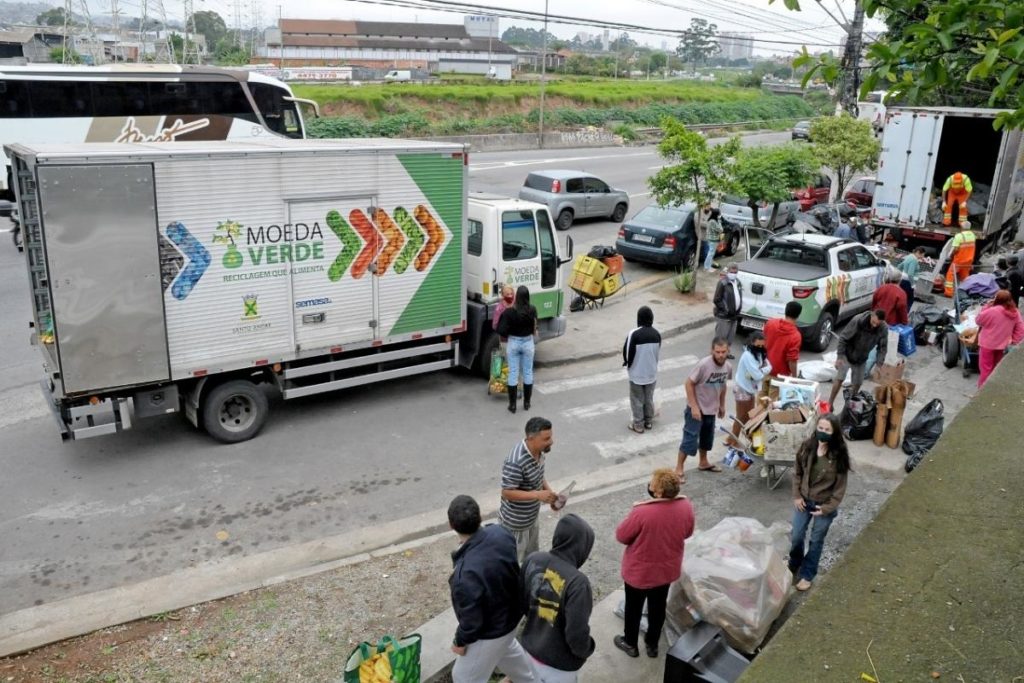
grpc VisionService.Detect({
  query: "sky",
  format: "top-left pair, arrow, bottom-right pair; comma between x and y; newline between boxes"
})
145,0 -> 886,56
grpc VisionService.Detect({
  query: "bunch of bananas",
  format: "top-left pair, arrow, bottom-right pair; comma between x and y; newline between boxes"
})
358,652 -> 394,683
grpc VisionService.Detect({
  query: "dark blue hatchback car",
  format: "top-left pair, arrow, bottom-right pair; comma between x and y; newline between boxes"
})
615,203 -> 698,270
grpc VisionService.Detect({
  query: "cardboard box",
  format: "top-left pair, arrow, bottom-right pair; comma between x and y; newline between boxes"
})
768,404 -> 811,424
873,361 -> 905,384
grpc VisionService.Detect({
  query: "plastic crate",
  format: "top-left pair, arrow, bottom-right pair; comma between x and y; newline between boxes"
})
890,323 -> 917,356
602,272 -> 624,295
570,271 -> 603,297
573,254 -> 609,280
602,253 -> 625,275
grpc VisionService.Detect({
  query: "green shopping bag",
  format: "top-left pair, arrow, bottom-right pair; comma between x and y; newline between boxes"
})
342,633 -> 421,683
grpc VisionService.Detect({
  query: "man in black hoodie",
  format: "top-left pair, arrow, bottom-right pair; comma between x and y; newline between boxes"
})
448,495 -> 538,683
519,514 -> 596,682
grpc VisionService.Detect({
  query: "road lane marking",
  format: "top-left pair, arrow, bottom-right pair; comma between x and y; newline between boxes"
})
561,384 -> 687,420
469,151 -> 656,172
593,427 -> 681,459
0,384 -> 51,430
628,192 -> 652,198
537,355 -> 698,394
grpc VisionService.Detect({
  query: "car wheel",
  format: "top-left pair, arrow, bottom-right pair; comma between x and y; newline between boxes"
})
723,232 -> 739,256
556,209 -> 573,231
610,203 -> 627,223
942,331 -> 960,368
808,312 -> 834,353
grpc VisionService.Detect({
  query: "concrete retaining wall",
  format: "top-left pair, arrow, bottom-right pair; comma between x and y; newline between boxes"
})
423,129 -> 619,153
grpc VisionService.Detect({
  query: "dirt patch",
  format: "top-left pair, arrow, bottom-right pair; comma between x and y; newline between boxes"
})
0,542 -> 454,682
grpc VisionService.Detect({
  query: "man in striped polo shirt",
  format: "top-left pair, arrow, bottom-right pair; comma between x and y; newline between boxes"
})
499,417 -> 558,563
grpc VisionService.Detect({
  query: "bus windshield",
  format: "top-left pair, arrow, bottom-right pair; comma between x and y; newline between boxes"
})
0,65 -> 311,196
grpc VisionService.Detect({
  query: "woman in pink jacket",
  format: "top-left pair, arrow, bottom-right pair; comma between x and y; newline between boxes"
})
613,468 -> 695,659
975,290 -> 1024,387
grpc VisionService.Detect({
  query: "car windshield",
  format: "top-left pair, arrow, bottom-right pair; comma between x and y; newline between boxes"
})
757,242 -> 827,268
795,122 -> 810,129
632,206 -> 688,228
722,195 -> 751,206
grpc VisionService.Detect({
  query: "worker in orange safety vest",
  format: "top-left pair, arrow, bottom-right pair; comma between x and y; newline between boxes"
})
942,171 -> 973,226
944,221 -> 977,297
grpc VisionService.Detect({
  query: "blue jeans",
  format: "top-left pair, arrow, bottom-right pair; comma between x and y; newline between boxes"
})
789,500 -> 838,582
506,335 -> 535,386
704,240 -> 719,269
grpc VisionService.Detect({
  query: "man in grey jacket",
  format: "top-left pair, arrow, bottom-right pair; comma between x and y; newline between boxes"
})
828,309 -> 888,409
623,306 -> 661,434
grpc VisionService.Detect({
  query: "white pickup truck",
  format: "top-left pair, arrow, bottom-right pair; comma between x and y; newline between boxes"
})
735,233 -> 887,352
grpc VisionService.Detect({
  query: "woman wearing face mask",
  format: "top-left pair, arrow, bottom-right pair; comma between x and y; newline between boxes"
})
492,284 -> 515,351
789,413 -> 851,591
730,331 -> 771,441
613,469 -> 695,659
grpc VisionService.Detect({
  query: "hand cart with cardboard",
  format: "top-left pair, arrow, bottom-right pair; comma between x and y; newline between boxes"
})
568,251 -> 628,311
721,377 -> 819,490
940,270 -> 991,378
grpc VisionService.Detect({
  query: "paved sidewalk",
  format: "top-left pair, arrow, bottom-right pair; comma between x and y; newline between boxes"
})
536,270 -> 718,368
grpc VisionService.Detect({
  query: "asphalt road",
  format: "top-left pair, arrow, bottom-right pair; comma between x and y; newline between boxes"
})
0,133 -> 826,616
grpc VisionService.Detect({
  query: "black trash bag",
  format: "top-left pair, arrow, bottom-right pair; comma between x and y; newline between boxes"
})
840,390 -> 876,440
909,304 -> 949,341
569,295 -> 585,312
588,244 -> 617,259
902,399 -> 945,472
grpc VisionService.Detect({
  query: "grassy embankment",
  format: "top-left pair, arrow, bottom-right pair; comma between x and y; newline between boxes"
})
293,79 -> 816,138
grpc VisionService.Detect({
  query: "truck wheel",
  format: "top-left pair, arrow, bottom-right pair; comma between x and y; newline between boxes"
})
610,203 -> 628,223
942,331 -> 960,368
808,312 -> 834,353
723,232 -> 739,256
202,379 -> 269,443
477,332 -> 500,378
556,209 -> 574,231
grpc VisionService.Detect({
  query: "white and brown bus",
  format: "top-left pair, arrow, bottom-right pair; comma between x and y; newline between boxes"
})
0,63 -> 319,200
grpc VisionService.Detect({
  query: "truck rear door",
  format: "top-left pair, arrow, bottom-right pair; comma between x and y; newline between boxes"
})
499,208 -> 561,320
873,110 -> 942,226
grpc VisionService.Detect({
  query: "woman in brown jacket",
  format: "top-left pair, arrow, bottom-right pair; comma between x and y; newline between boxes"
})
789,412 -> 850,591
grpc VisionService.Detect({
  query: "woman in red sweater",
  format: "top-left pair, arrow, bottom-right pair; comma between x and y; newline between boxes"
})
613,469 -> 695,659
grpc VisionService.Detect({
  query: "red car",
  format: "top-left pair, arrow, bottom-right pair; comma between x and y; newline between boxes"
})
793,174 -> 832,211
844,176 -> 876,208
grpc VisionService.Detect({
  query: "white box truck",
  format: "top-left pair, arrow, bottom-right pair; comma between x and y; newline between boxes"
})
6,139 -> 571,442
871,106 -> 1024,253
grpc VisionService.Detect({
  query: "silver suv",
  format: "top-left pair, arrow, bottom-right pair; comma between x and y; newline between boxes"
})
518,170 -> 630,230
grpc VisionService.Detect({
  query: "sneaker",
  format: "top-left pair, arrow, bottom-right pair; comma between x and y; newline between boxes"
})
795,578 -> 812,591
628,423 -> 644,434
613,635 -> 639,658
644,421 -> 653,430
645,643 -> 659,658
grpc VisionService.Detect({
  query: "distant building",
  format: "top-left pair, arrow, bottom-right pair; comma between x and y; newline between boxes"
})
464,15 -> 499,40
602,29 -> 610,51
0,27 -> 68,63
717,32 -> 754,61
258,18 -> 517,73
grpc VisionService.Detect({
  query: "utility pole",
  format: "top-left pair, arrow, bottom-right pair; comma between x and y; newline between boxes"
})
278,5 -> 283,68
111,0 -> 122,62
538,0 -> 548,150
834,1 -> 865,115
62,0 -> 72,64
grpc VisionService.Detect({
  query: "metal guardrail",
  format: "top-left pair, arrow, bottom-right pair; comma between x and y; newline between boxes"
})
632,116 -> 824,136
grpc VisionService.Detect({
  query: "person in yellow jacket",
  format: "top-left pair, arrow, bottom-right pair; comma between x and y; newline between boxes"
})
942,171 -> 973,226
944,221 -> 977,296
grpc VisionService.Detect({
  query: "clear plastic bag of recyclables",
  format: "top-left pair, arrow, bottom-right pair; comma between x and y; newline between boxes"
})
678,517 -> 794,654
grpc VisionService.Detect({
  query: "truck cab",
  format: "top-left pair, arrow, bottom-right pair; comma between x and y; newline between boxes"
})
464,193 -> 572,370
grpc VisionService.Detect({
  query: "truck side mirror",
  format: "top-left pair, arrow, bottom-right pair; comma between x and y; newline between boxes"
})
559,236 -> 574,265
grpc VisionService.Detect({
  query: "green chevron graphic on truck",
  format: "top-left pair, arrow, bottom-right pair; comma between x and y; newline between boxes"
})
323,206 -> 446,282
390,153 -> 464,336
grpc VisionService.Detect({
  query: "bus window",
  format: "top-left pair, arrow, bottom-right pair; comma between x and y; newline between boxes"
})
248,81 -> 303,138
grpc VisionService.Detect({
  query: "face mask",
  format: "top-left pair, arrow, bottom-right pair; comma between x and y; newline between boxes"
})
503,294 -> 514,304
816,431 -> 832,443
726,272 -> 737,281
647,486 -> 657,499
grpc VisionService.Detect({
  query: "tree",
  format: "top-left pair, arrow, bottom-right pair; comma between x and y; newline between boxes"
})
37,7 -> 71,26
49,47 -> 82,63
649,52 -> 668,74
733,144 -> 819,227
775,0 -> 1024,129
676,18 -> 719,71
214,36 -> 250,66
810,115 -> 880,200
188,9 -> 228,49
648,119 -> 740,280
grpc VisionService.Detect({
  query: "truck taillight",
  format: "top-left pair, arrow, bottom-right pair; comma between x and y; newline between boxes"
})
618,227 -> 625,238
792,285 -> 818,299
551,179 -> 561,193
663,235 -> 677,248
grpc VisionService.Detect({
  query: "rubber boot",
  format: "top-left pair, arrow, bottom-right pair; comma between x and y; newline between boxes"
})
507,385 -> 518,413
523,384 -> 533,411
